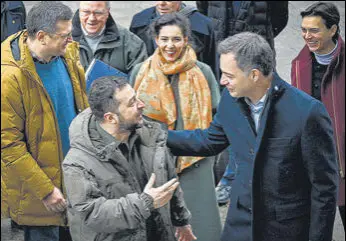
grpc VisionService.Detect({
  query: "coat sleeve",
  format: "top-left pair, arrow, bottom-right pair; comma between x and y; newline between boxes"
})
167,112 -> 229,157
269,1 -> 289,37
63,162 -> 152,233
1,71 -> 55,200
124,30 -> 148,75
301,100 -> 338,241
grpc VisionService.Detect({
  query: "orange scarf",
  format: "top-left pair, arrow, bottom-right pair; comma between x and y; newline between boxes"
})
134,45 -> 212,172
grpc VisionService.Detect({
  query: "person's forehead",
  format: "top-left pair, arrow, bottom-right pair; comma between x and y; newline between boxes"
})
156,1 -> 181,4
220,53 -> 236,63
220,53 -> 240,72
80,1 -> 107,9
115,85 -> 135,104
302,16 -> 325,26
158,25 -> 183,36
55,20 -> 72,33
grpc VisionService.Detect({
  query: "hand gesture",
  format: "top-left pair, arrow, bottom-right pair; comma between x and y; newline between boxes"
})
175,224 -> 197,241
143,173 -> 179,209
42,187 -> 67,213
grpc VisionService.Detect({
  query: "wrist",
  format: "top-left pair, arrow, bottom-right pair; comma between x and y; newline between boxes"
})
140,192 -> 154,212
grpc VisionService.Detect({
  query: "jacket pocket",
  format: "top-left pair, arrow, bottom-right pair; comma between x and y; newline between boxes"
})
275,202 -> 309,221
267,137 -> 294,148
97,178 -> 131,199
266,137 -> 297,158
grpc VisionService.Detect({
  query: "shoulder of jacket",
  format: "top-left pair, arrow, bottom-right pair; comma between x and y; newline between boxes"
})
63,148 -> 91,168
130,7 -> 155,28
291,45 -> 312,64
143,117 -> 168,131
196,60 -> 211,70
195,61 -> 214,76
189,12 -> 213,35
118,25 -> 144,42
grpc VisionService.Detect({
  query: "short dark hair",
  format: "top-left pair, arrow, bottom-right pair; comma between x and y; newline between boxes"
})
27,1 -> 73,39
88,76 -> 129,121
218,32 -> 275,76
150,12 -> 191,40
301,2 -> 340,41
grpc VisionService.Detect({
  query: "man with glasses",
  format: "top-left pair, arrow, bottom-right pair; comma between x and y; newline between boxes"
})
291,2 -> 345,230
1,2 -> 88,241
72,1 -> 148,75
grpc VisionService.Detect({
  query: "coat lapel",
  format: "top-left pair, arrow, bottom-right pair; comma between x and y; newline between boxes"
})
255,73 -> 286,154
233,97 -> 257,145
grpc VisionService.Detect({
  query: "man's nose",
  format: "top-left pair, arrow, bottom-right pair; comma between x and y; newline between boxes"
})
66,36 -> 73,43
220,76 -> 229,86
138,99 -> 145,109
89,13 -> 97,20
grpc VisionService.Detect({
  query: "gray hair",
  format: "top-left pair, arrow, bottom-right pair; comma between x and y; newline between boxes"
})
218,32 -> 275,76
79,1 -> 111,9
27,1 -> 73,39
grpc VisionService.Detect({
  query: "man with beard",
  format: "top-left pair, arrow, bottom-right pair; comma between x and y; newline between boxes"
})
62,76 -> 196,241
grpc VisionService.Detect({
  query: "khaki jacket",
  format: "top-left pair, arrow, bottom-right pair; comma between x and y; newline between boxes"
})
63,109 -> 191,241
1,30 -> 89,225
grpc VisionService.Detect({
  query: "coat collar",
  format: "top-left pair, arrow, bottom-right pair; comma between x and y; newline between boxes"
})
254,72 -> 286,151
72,9 -> 120,44
234,72 -> 285,104
231,72 -> 286,145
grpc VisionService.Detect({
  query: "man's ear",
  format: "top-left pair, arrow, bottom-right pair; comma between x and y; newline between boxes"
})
330,24 -> 338,38
36,31 -> 47,45
250,69 -> 260,82
103,112 -> 118,124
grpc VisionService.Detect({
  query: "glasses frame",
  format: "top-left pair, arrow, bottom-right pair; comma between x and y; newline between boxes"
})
79,9 -> 108,18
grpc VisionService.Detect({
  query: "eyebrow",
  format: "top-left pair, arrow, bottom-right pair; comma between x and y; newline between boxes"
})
127,95 -> 136,106
221,70 -> 234,76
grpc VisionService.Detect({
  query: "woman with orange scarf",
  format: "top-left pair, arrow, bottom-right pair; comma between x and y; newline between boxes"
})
130,13 -> 221,241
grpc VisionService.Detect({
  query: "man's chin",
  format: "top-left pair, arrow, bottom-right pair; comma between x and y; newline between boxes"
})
135,121 -> 144,129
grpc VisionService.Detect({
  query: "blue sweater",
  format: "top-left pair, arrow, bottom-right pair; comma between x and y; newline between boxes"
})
35,57 -> 77,157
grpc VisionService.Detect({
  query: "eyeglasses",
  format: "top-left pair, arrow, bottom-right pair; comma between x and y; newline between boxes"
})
80,9 -> 108,18
52,32 -> 73,41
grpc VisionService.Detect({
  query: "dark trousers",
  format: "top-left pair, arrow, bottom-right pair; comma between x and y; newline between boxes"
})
23,226 -> 72,241
339,205 -> 345,231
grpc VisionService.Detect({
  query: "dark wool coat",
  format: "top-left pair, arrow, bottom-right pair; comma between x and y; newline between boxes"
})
196,1 -> 288,49
167,74 -> 338,241
291,36 -> 345,206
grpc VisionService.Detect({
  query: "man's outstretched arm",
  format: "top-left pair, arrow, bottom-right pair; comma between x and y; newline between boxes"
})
167,113 -> 229,157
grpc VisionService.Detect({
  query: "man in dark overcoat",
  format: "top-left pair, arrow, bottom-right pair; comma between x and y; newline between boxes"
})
167,32 -> 339,241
